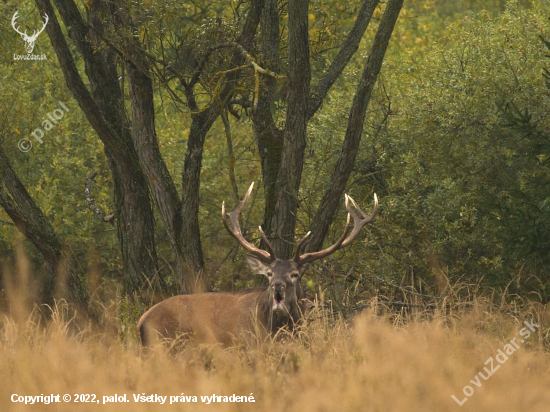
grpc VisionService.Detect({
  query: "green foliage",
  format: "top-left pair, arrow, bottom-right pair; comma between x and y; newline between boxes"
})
4,0 -> 550,315
355,2 -> 550,300
0,1 -> 118,279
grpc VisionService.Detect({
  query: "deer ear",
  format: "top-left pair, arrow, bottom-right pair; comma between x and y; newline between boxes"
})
245,255 -> 270,275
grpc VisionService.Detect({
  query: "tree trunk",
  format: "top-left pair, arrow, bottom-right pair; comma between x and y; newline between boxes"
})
35,0 -> 159,293
178,0 -> 263,290
255,0 -> 381,256
269,0 -> 311,259
252,0 -> 283,245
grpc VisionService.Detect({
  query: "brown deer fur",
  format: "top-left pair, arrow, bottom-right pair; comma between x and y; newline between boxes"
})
138,259 -> 306,346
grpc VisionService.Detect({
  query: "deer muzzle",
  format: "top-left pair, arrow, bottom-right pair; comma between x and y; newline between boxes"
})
272,283 -> 286,312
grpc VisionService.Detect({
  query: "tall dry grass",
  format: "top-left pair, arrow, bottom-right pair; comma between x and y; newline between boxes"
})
1,258 -> 550,411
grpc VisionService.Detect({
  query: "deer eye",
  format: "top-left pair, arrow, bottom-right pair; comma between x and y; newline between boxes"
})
267,272 -> 273,277
290,273 -> 299,279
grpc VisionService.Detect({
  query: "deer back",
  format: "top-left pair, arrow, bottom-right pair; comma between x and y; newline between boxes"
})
139,288 -> 273,346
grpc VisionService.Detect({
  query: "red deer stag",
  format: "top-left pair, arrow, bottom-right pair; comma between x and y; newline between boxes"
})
138,183 -> 378,346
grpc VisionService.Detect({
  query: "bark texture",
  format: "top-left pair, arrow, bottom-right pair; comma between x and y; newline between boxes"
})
268,0 -> 311,259
252,0 -> 282,244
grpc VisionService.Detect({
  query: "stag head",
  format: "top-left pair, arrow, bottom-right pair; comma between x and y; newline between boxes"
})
12,11 -> 49,54
222,183 -> 378,316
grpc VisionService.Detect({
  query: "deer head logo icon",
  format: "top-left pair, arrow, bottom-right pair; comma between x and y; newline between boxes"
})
11,11 -> 49,54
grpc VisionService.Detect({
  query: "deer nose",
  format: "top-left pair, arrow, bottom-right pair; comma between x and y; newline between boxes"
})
272,282 -> 285,292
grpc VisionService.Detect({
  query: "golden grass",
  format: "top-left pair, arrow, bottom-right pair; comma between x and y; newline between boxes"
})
0,298 -> 549,412
1,252 -> 549,411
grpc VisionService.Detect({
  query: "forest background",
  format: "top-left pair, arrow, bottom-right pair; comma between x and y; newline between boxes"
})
1,0 -> 549,325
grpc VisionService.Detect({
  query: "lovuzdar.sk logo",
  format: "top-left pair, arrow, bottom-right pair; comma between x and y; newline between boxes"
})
11,11 -> 48,61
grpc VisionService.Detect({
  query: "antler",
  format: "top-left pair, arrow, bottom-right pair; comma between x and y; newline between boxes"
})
30,13 -> 49,41
11,12 -> 27,37
294,193 -> 378,265
11,12 -> 48,40
341,193 -> 378,248
222,182 -> 276,263
293,214 -> 350,265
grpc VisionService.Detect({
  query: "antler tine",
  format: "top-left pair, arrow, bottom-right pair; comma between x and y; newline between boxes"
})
258,225 -> 276,258
222,182 -> 275,262
294,193 -> 378,265
30,14 -> 48,39
11,12 -> 27,36
293,231 -> 311,262
36,13 -> 49,37
294,214 -> 351,265
341,193 -> 378,248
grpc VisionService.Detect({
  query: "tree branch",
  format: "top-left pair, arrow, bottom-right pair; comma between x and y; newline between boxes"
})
308,0 -> 380,119
304,0 -> 404,254
221,110 -> 240,204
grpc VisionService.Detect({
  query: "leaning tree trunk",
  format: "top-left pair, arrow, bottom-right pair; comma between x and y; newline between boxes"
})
35,0 -> 159,293
304,0 -> 404,253
108,0 -> 187,291
0,146 -> 90,314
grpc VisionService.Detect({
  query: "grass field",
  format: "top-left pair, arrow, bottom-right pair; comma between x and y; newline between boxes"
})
0,253 -> 549,412
1,292 -> 549,411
